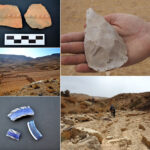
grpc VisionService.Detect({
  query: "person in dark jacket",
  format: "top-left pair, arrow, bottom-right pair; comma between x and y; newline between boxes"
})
110,105 -> 116,117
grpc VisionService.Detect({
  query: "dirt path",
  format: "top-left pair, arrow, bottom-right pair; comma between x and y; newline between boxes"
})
66,110 -> 150,150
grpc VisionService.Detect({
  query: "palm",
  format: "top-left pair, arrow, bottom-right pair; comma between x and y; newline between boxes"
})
105,14 -> 150,66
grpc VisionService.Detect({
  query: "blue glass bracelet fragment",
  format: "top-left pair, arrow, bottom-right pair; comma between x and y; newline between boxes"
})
27,120 -> 43,140
8,106 -> 34,121
6,129 -> 21,141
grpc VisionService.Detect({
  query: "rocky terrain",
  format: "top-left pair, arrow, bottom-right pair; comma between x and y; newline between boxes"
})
61,91 -> 150,150
0,54 -> 60,96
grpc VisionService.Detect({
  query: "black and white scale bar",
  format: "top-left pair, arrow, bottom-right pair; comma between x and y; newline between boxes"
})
5,34 -> 45,45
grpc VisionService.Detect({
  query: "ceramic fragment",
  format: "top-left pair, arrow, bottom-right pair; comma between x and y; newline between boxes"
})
0,5 -> 22,28
6,129 -> 21,141
27,120 -> 43,140
24,4 -> 52,29
8,106 -> 34,121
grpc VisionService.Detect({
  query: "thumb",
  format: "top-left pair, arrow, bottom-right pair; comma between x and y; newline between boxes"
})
104,14 -> 122,34
104,13 -> 120,24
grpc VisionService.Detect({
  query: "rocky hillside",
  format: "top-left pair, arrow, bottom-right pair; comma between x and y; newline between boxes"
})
0,54 -> 33,64
61,110 -> 150,150
0,53 -> 59,63
61,91 -> 150,150
21,54 -> 60,71
61,92 -> 150,115
34,54 -> 60,62
106,92 -> 150,111
13,77 -> 60,96
0,53 -> 60,72
0,54 -> 60,96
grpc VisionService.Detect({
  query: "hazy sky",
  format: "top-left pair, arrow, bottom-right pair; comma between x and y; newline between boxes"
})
61,76 -> 150,97
0,48 -> 60,58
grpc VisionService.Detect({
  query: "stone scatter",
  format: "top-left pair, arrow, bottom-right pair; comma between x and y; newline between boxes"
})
61,92 -> 150,150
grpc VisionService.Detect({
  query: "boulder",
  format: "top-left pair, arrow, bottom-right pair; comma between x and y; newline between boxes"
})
107,137 -> 132,146
142,134 -> 150,148
75,116 -> 91,122
76,127 -> 103,143
121,128 -> 127,132
139,124 -> 145,130
61,136 -> 102,150
62,118 -> 74,125
106,136 -> 113,140
61,127 -> 87,141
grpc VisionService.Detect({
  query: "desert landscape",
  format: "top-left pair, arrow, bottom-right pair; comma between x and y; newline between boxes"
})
61,0 -> 150,75
0,54 -> 60,96
61,91 -> 150,150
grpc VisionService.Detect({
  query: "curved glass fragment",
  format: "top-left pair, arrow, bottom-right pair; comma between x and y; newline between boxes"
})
6,129 -> 21,141
8,106 -> 34,121
27,120 -> 43,140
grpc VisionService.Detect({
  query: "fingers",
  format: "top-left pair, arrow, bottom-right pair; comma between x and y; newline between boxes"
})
61,32 -> 85,43
61,54 -> 96,73
61,54 -> 86,65
75,64 -> 96,72
61,32 -> 85,54
61,42 -> 84,53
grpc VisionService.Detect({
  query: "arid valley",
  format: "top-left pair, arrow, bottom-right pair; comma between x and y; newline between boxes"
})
61,91 -> 150,150
0,54 -> 60,96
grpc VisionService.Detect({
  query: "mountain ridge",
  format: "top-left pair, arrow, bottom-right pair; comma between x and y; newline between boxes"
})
61,91 -> 150,115
0,53 -> 60,65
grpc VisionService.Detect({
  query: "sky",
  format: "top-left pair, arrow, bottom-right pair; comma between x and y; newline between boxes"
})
61,76 -> 150,98
0,48 -> 60,58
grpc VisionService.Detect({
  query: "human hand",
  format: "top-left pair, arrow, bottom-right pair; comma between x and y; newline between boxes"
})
61,13 -> 150,72
61,32 -> 95,72
105,13 -> 150,66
